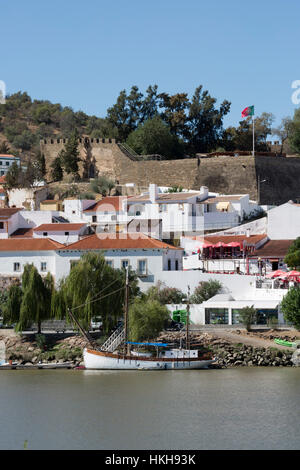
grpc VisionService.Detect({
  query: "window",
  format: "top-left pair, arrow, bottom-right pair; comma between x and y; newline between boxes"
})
65,232 -> 69,236
159,204 -> 167,213
43,232 -> 48,237
106,259 -> 114,268
175,260 -> 179,271
14,262 -> 21,272
41,262 -> 47,272
6,162 -> 9,166
178,203 -> 184,211
0,222 -> 3,229
205,308 -> 228,325
92,216 -> 97,223
168,259 -> 172,271
121,259 -> 129,269
137,259 -> 147,276
0,162 -> 2,165
1,171 -> 4,176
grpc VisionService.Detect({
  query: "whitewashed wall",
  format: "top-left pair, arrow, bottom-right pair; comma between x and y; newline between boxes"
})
0,251 -> 56,276
267,202 -> 300,240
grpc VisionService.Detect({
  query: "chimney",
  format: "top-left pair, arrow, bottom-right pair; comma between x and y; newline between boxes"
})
149,184 -> 158,203
200,186 -> 208,199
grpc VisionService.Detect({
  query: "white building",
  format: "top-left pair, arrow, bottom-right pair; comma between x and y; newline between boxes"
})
267,201 -> 300,240
32,223 -> 88,244
181,233 -> 268,274
8,186 -> 48,210
166,281 -> 287,326
0,155 -> 21,177
125,185 -> 261,238
0,233 -> 183,292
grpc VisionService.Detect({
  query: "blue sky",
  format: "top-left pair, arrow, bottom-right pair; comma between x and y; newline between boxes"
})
2,0 -> 299,128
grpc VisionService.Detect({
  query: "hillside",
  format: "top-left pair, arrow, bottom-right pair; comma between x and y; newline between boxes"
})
0,91 -> 114,163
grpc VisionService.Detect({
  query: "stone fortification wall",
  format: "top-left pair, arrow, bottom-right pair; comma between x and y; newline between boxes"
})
40,139 -> 300,205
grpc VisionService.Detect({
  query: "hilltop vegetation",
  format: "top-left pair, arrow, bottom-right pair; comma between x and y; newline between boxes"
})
1,87 -> 300,168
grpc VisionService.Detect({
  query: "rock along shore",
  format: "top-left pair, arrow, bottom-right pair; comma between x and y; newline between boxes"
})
0,329 -> 299,368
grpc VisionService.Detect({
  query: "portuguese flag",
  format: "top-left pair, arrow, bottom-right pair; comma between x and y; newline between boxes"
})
241,105 -> 254,117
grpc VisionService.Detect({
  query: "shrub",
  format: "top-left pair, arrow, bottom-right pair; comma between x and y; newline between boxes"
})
238,306 -> 257,332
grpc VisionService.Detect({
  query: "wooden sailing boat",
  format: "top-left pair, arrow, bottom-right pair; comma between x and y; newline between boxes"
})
71,269 -> 215,370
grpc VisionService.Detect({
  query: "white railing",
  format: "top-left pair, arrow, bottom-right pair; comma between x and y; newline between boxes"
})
101,326 -> 125,352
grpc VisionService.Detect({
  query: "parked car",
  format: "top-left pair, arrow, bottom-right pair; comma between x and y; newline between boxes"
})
90,317 -> 103,331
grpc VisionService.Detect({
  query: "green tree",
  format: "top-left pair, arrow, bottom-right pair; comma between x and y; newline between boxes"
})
52,253 -> 139,333
223,112 -> 275,152
272,117 -> 293,154
2,285 -> 22,325
128,298 -> 170,341
289,108 -> 300,154
59,129 -> 81,177
126,116 -> 184,158
281,287 -> 300,330
187,85 -> 231,153
89,175 -> 115,196
18,265 -> 53,333
190,280 -> 222,304
159,92 -> 190,138
284,237 -> 300,269
145,282 -> 184,304
238,305 -> 257,332
50,156 -> 63,182
5,161 -> 21,189
34,151 -> 47,180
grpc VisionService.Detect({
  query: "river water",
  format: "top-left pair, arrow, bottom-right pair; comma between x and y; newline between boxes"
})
0,368 -> 299,450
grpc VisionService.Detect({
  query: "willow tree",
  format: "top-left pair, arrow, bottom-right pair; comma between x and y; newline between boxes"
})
3,284 -> 22,325
52,253 -> 139,333
18,266 -> 53,333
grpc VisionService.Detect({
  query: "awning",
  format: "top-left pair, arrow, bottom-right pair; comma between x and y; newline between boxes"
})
216,201 -> 230,211
227,241 -> 243,248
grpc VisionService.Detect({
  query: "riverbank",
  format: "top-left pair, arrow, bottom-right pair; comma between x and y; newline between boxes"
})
156,328 -> 298,367
0,327 -> 299,368
0,332 -> 90,368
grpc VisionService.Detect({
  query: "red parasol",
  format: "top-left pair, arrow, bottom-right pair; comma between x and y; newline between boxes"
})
265,270 -> 286,279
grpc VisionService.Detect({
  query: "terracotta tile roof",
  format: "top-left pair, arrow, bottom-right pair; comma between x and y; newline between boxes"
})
0,208 -> 22,219
10,228 -> 34,238
63,233 -> 181,251
249,240 -> 294,258
83,196 -> 127,213
33,223 -> 86,232
0,238 -> 64,251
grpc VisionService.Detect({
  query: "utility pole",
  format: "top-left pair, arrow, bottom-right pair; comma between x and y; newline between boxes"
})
252,115 -> 255,157
124,266 -> 130,355
186,285 -> 190,351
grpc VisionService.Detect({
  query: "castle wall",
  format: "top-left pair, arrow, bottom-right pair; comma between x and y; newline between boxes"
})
40,139 -> 300,205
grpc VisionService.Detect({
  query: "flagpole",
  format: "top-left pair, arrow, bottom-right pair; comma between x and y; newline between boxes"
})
252,114 -> 255,157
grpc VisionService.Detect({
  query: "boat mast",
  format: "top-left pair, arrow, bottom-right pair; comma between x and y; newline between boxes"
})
67,307 -> 97,348
186,285 -> 190,350
124,266 -> 130,355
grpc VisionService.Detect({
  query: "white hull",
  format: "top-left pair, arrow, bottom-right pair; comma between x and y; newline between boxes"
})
83,348 -> 214,370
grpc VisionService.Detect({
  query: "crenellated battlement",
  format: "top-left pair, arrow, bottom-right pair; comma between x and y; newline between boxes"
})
40,137 -> 118,146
